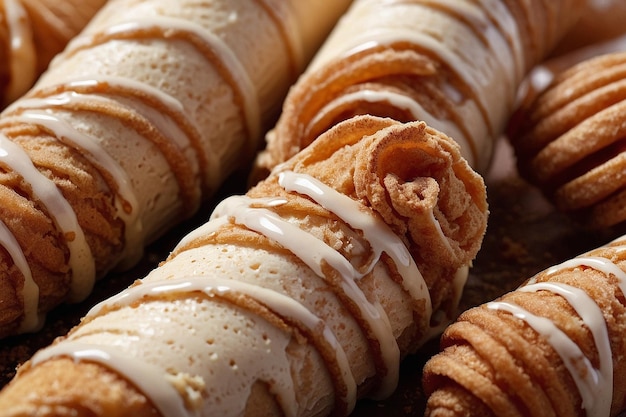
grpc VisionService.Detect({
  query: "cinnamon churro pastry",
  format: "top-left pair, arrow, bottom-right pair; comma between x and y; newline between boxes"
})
0,0 -> 107,106
253,0 -> 584,179
0,0 -> 352,338
423,234 -> 626,417
0,115 -> 488,417
509,51 -> 626,229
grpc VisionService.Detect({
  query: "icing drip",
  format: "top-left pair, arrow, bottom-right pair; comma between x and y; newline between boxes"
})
31,342 -> 193,417
33,170 -> 445,415
85,277 -> 358,417
6,79 -> 203,211
62,16 -> 261,151
210,193 -> 401,399
4,109 -> 143,268
277,171 -> 432,315
487,239 -> 626,417
0,220 -> 39,332
0,133 -> 95,304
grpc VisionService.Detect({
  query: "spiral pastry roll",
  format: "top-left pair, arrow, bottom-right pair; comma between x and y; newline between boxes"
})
0,115 -> 488,416
253,0 -> 584,180
423,234 -> 626,417
0,0 -> 352,338
509,51 -> 626,230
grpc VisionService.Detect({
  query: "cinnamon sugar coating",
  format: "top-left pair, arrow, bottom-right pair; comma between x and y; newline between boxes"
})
509,51 -> 626,229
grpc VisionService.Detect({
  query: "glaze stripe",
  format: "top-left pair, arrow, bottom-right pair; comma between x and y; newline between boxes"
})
0,220 -> 39,332
31,342 -> 194,417
85,276 -> 358,416
486,242 -> 626,417
61,16 -> 261,150
3,109 -> 143,267
0,133 -> 95,303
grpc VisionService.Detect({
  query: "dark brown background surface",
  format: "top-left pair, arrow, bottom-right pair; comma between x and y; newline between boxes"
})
0,137 -> 619,415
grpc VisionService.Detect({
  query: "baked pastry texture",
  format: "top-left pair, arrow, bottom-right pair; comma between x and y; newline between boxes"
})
0,115 -> 488,417
253,0 -> 585,179
0,0 -> 352,338
0,0 -> 107,106
509,51 -> 626,230
422,234 -> 626,417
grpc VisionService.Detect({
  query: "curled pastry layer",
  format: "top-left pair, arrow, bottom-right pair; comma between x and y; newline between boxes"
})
0,115 -> 488,417
0,0 -> 352,338
509,51 -> 626,229
423,235 -> 626,417
253,0 -> 584,179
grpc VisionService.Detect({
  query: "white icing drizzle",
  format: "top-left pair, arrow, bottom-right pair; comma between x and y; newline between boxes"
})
100,16 -> 261,151
0,133 -> 95,303
4,109 -> 143,267
486,240 -> 626,417
32,170 -> 448,414
6,74 -> 217,190
3,0 -> 36,102
86,276 -> 358,416
545,256 -> 626,296
521,282 -> 612,416
307,89 -> 476,167
0,219 -> 39,332
210,193 -> 401,399
487,300 -> 607,416
278,170 -> 432,314
31,342 -> 194,417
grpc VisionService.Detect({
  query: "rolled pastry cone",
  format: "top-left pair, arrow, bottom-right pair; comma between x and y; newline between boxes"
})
253,0 -> 584,180
0,116 -> 488,417
422,234 -> 626,417
0,0 -> 352,338
508,51 -> 626,229
0,0 -> 107,106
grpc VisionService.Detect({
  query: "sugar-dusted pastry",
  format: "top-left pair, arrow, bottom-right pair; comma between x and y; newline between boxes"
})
0,0 -> 107,106
0,0 -> 353,338
0,115 -> 488,417
509,51 -> 626,229
253,0 -> 584,180
422,234 -> 626,417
